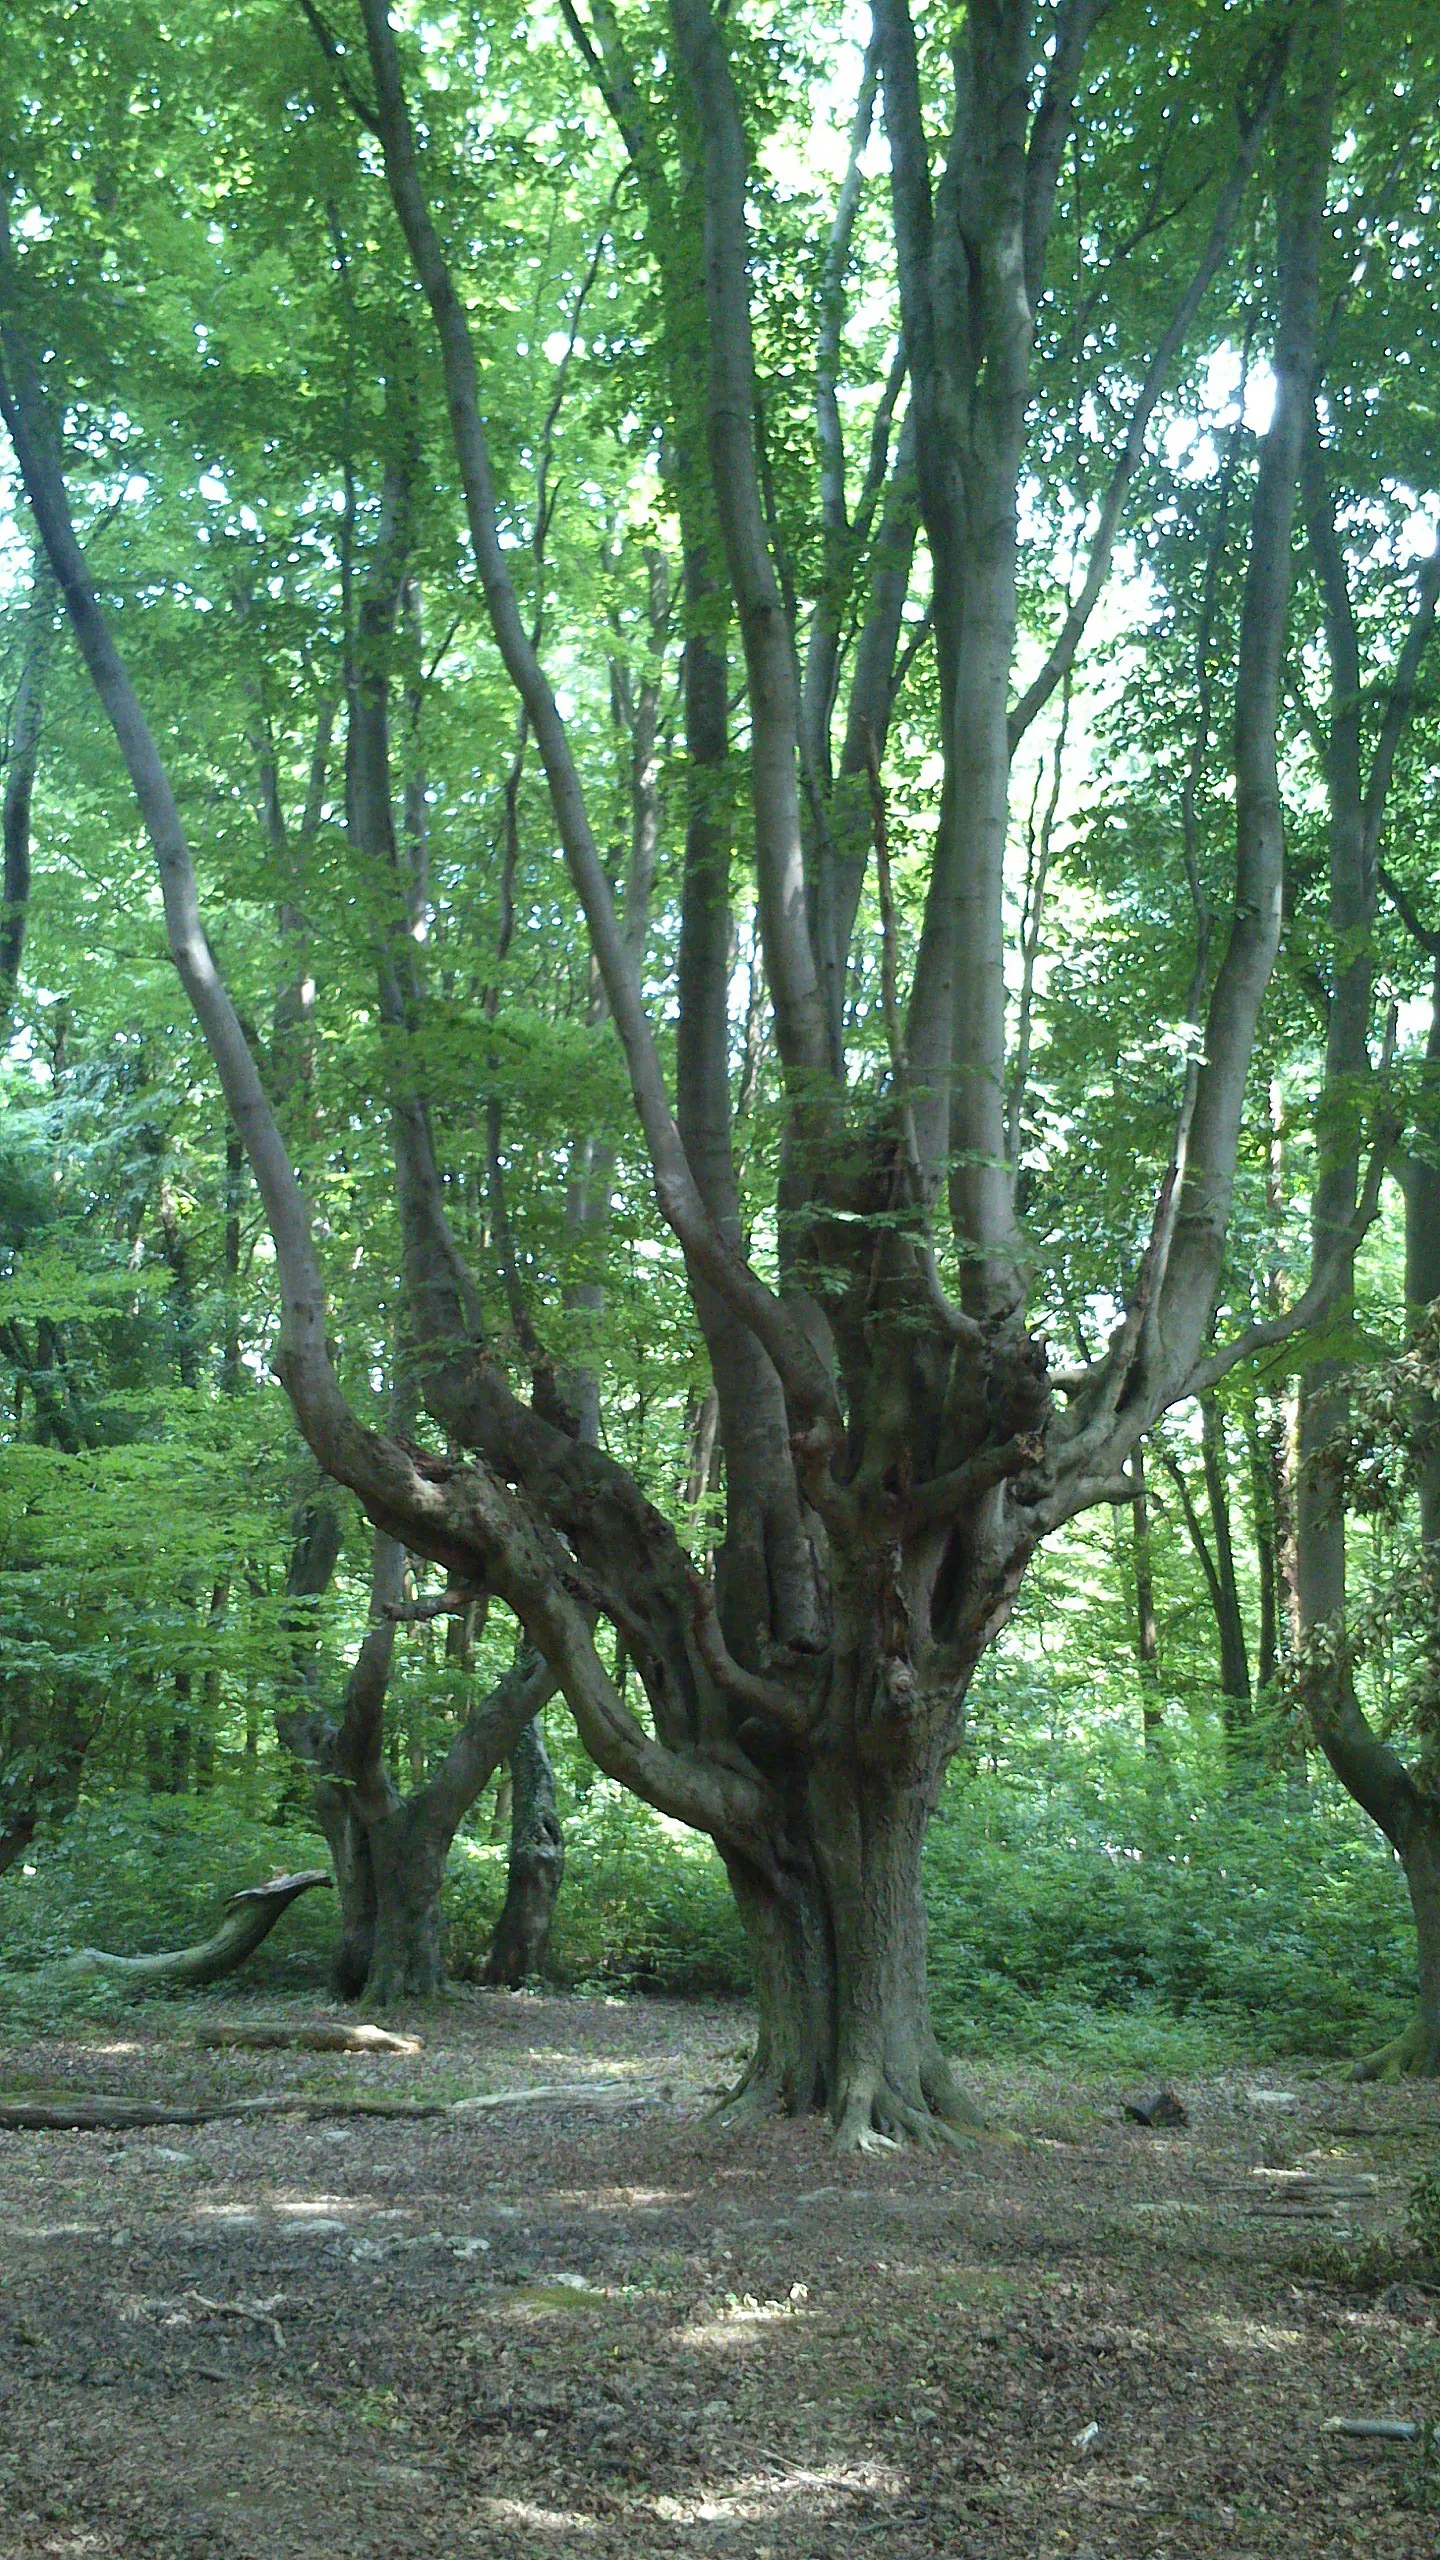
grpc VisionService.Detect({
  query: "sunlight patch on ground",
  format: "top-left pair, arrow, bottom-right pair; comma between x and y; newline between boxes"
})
474,2498 -> 598,2533
7,2222 -> 105,2242
545,2183 -> 693,2212
189,2195 -> 407,2228
265,2192 -> 367,2217
678,2287 -> 810,2350
1204,2313 -> 1306,2353
652,2454 -> 904,2526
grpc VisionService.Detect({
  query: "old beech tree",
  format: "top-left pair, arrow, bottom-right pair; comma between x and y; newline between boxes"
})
1,0 -> 1383,2137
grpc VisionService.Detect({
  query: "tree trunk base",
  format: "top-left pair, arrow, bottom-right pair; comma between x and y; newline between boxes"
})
717,2034 -> 984,2147
365,1933 -> 445,2007
1352,2014 -> 1440,2081
831,2050 -> 986,2151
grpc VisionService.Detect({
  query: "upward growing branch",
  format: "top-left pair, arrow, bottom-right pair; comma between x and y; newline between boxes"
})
1147,0 -> 1341,1395
1009,38 -> 1286,751
345,0 -> 838,1438
1050,0 -> 1343,1514
668,0 -> 832,1092
0,207 -> 350,1470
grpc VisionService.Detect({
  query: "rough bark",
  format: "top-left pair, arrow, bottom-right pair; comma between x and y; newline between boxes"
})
720,1711 -> 984,2146
1352,1802 -> 1440,2081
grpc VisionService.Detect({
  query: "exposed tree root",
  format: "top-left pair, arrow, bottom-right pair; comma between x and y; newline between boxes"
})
920,2049 -> 987,2134
834,2073 -> 974,2152
708,2062 -> 795,2128
710,2038 -> 985,2148
1351,2015 -> 1440,2082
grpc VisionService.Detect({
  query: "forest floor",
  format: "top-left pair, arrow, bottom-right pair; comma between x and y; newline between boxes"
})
1,1991 -> 1438,2559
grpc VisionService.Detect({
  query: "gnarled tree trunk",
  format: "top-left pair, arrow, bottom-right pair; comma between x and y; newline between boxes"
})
311,1784 -> 377,2000
1,0 -> 1353,2141
282,1531 -> 556,2008
723,1733 -> 981,2144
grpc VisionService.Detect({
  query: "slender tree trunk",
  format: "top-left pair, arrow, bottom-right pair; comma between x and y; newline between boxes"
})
0,551 -> 54,1035
1130,1449 -> 1163,1752
1295,395 -> 1440,2065
1245,1398 -> 1280,1695
1354,978 -> 1440,2076
482,1717 -> 564,1986
311,1784 -> 377,2000
222,1129 -> 245,1394
1200,1398 -> 1251,1743
1162,1439 -> 1251,1756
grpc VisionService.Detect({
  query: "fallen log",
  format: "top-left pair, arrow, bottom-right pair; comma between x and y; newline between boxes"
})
61,1871 -> 332,1991
0,2093 -> 449,2131
0,2097 -> 229,2132
449,2081 -> 667,2114
1323,2417 -> 1421,2442
0,2079 -> 669,2133
197,2022 -> 422,2056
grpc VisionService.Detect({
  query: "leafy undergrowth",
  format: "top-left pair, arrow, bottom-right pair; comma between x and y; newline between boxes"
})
1,1991 -> 1439,2559
0,1751 -> 1418,2075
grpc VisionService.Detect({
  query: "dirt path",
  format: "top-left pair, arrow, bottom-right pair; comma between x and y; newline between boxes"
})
1,1990 -> 1438,2557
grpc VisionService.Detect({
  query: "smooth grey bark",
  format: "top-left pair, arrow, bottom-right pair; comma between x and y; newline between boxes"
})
1201,1400 -> 1252,1727
1160,1434 -> 1250,1741
1244,1400 -> 1282,1698
482,543 -> 668,1979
